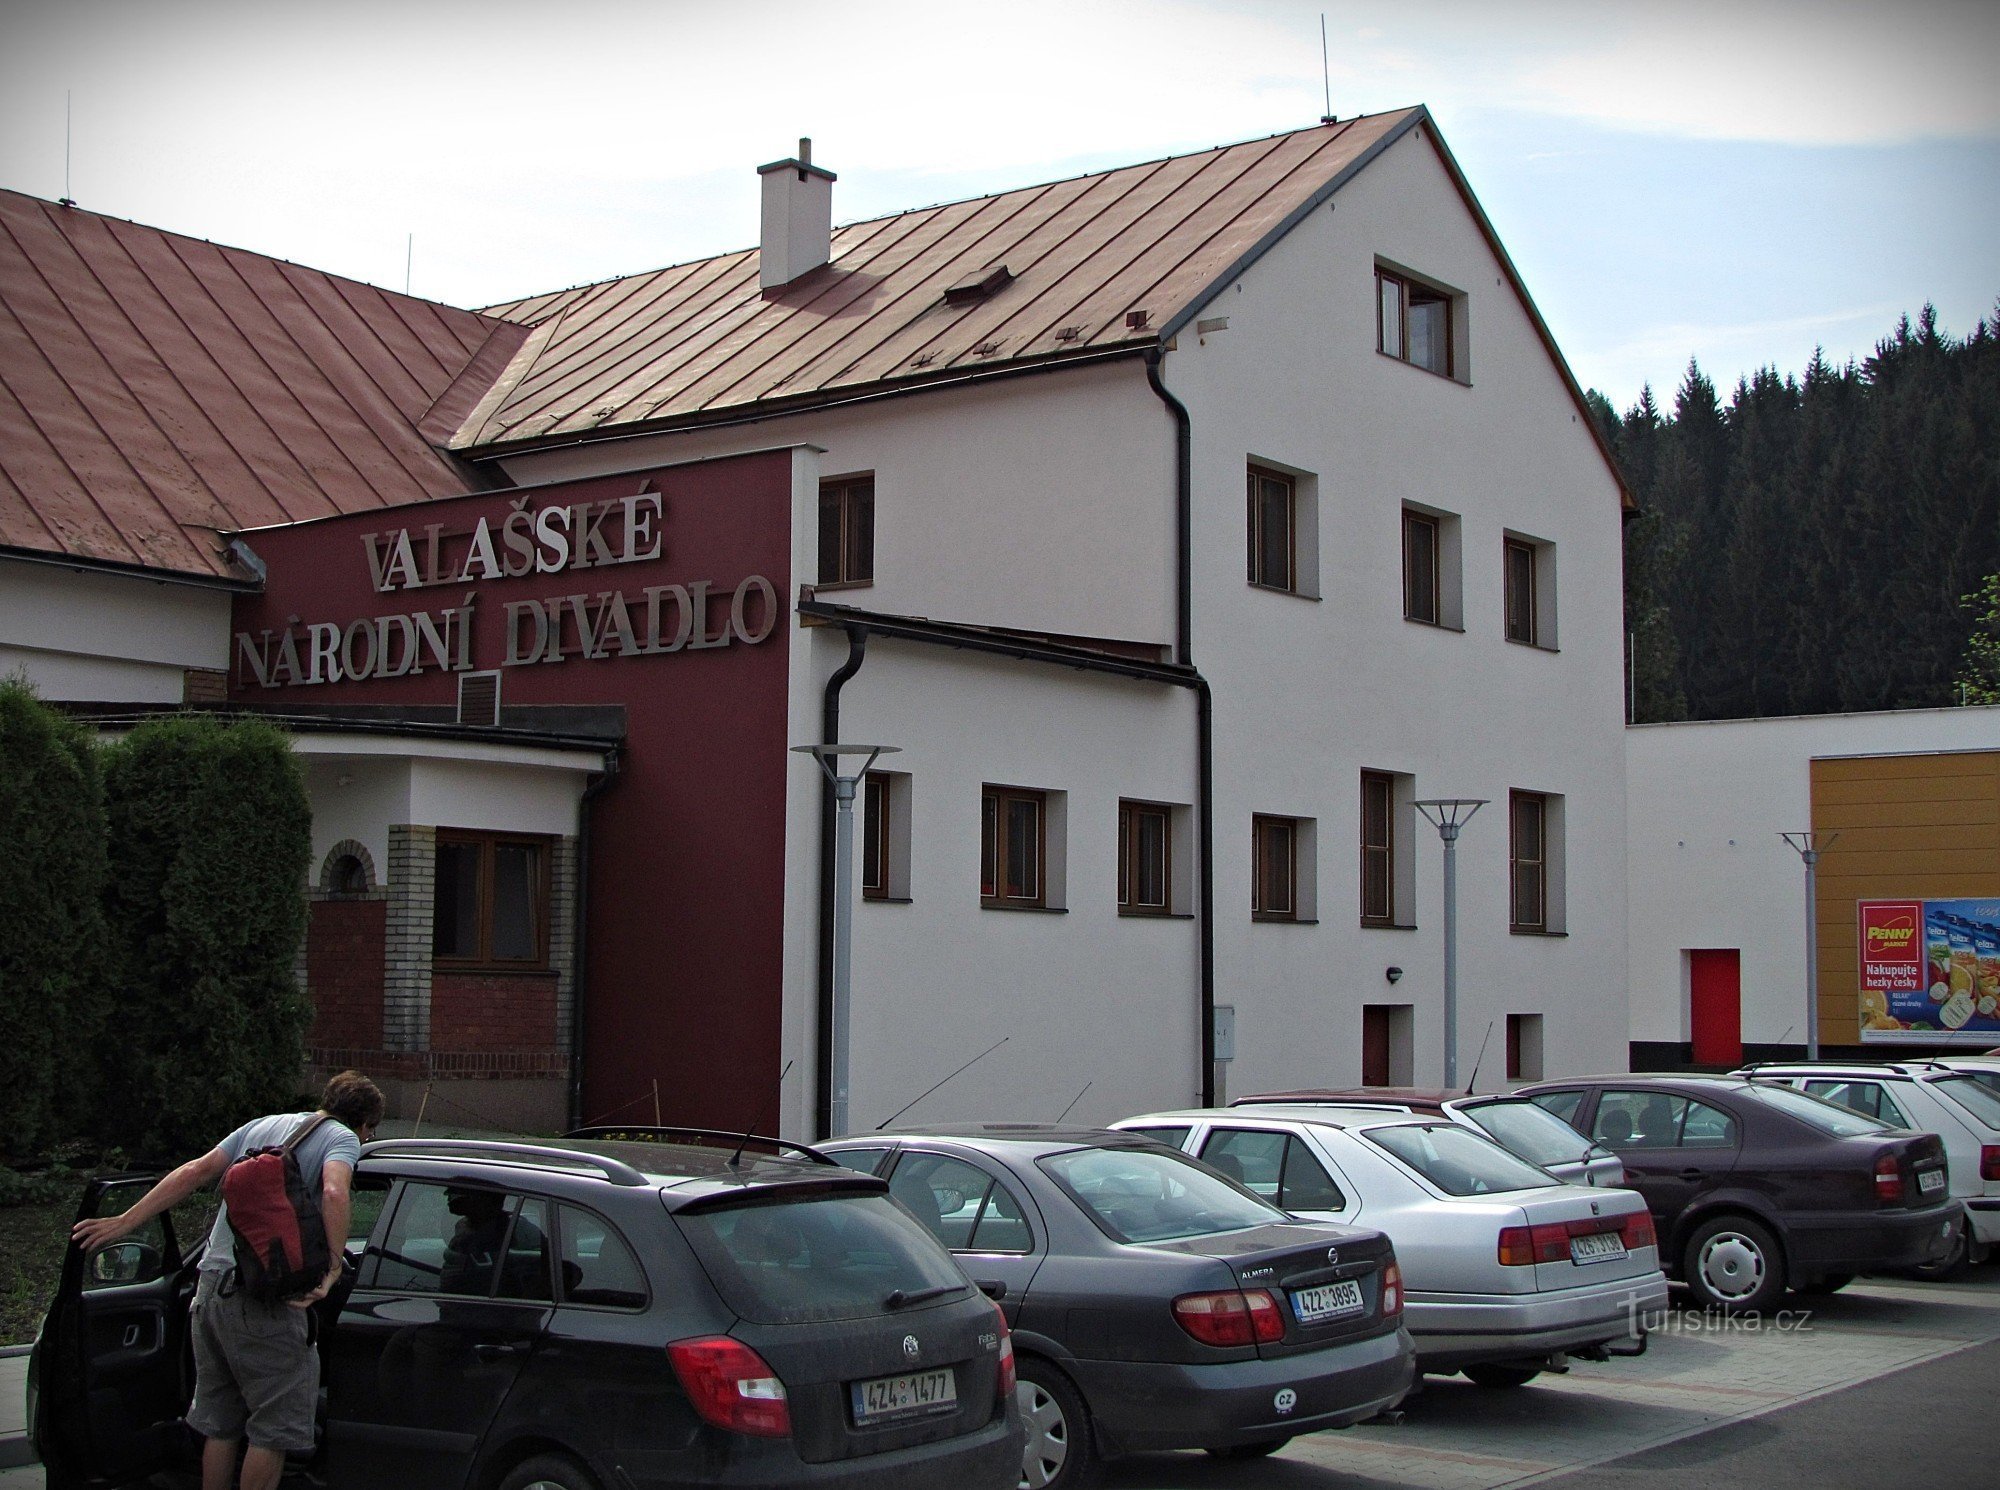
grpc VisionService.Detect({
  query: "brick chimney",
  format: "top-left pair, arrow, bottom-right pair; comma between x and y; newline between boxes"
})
758,137 -> 837,291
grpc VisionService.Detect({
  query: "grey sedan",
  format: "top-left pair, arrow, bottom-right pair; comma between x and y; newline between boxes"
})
1114,1107 -> 1667,1386
824,1125 -> 1414,1489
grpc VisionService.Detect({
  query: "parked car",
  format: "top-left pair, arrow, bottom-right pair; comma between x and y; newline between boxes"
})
32,1131 -> 1023,1490
1930,1053 -> 2000,1101
822,1124 -> 1413,1488
1733,1061 -> 2000,1271
1519,1075 -> 1965,1310
1232,1088 -> 1626,1187
1111,1107 -> 1665,1387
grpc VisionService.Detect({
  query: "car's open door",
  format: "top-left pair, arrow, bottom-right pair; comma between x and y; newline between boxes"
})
33,1173 -> 198,1488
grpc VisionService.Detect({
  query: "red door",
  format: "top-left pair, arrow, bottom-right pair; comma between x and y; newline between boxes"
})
1689,950 -> 1742,1066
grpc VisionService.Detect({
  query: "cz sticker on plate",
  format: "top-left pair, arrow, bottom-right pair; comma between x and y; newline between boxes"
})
1290,1278 -> 1364,1324
851,1368 -> 957,1426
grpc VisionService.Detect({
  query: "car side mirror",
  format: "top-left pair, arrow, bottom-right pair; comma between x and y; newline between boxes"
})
977,1279 -> 1007,1302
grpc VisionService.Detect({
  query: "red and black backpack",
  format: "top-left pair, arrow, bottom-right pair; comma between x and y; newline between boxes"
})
220,1113 -> 333,1303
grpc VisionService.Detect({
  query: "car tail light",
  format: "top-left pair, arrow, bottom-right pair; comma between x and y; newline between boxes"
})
992,1299 -> 1016,1404
1875,1152 -> 1905,1205
1619,1209 -> 1657,1251
1982,1146 -> 2000,1183
1172,1288 -> 1284,1347
667,1336 -> 791,1437
1497,1223 -> 1572,1265
1380,1261 -> 1403,1318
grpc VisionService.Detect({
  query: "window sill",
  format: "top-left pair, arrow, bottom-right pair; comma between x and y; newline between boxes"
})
432,963 -> 556,976
1509,927 -> 1569,938
981,901 -> 1068,914
1362,921 -> 1419,932
863,895 -> 913,905
1252,915 -> 1320,925
811,578 -> 875,593
1248,581 -> 1321,602
1505,637 -> 1561,654
1120,908 -> 1196,919
1375,348 -> 1470,386
1405,616 -> 1465,633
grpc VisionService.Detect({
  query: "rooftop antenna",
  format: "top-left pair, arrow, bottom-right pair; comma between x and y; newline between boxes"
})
1053,1081 -> 1092,1125
1464,1020 -> 1495,1095
1319,15 -> 1336,124
60,90 -> 75,207
729,1059 -> 793,1168
876,1036 -> 1009,1130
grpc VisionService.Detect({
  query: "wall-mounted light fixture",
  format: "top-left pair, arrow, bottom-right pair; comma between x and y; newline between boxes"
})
1385,966 -> 1403,985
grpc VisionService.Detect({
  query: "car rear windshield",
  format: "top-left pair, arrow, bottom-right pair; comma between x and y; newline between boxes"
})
1932,1074 -> 2000,1129
1460,1101 -> 1594,1167
675,1194 -> 968,1325
1364,1122 -> 1560,1195
1738,1081 -> 1892,1136
1039,1145 -> 1286,1243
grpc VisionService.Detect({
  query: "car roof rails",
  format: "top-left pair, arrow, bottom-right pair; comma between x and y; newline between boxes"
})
362,1139 -> 650,1186
564,1125 -> 841,1167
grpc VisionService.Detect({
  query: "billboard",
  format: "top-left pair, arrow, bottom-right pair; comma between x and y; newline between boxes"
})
1858,898 -> 2000,1043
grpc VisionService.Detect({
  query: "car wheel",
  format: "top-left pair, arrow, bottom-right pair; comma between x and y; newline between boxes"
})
1798,1273 -> 1853,1295
1204,1438 -> 1291,1459
498,1452 -> 602,1490
1683,1214 -> 1786,1313
1017,1357 -> 1098,1490
1462,1363 -> 1542,1388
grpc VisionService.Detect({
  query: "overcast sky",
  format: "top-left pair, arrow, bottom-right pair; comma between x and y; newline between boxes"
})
2,0 -> 1994,410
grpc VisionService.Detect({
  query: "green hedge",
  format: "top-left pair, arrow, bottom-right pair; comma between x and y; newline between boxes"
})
101,714 -> 314,1160
0,681 -> 109,1163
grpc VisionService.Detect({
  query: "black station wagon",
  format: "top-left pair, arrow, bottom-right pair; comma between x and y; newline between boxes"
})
31,1132 -> 1022,1490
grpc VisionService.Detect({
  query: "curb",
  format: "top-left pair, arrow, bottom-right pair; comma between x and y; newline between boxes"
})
0,1437 -> 33,1471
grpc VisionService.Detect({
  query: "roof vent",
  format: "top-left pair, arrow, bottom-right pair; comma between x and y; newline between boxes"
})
757,137 -> 837,291
457,670 -> 500,727
943,263 -> 1013,306
1125,309 -> 1151,331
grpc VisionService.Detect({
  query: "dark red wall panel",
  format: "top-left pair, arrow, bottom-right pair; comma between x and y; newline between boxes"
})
306,899 -> 386,1048
232,450 -> 795,1129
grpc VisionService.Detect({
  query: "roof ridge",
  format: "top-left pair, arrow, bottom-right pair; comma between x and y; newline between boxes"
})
481,110 -> 1421,316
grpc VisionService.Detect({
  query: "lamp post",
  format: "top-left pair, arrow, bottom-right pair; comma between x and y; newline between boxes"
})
794,742 -> 899,1138
1415,798 -> 1487,1089
1780,831 -> 1838,1059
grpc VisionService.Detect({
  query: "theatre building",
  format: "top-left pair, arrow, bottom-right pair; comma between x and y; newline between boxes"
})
2,107 -> 1634,1138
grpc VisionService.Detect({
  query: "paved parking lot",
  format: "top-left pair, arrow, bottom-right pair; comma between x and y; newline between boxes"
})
6,1270 -> 1998,1488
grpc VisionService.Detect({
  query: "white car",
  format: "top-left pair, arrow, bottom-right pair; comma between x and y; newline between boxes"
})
1113,1107 -> 1668,1386
1931,1055 -> 2000,1102
1734,1061 -> 2000,1270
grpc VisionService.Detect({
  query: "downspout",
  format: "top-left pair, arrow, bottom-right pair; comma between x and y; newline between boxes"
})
568,750 -> 621,1131
814,626 -> 870,1139
1144,348 -> 1217,1107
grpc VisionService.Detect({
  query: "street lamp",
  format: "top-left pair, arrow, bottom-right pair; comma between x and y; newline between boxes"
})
1415,798 -> 1487,1089
794,742 -> 900,1139
1780,831 -> 1838,1059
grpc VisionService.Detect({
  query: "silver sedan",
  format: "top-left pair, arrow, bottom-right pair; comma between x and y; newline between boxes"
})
1113,1106 -> 1668,1386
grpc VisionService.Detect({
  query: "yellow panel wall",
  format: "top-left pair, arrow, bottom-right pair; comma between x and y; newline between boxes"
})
1811,751 -> 2000,1043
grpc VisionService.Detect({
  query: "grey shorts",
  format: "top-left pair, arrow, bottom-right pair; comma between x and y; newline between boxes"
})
186,1269 -> 319,1453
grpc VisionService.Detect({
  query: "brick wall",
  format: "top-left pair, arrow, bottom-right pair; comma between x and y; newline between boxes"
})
431,971 -> 559,1052
306,899 -> 387,1047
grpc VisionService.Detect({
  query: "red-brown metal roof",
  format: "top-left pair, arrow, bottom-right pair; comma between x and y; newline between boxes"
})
0,191 -> 525,581
455,111 -> 1421,453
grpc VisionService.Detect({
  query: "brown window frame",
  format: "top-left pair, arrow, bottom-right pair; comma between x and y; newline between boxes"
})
1360,772 -> 1395,927
981,785 -> 1046,910
1509,791 -> 1548,933
1252,815 -> 1298,922
1505,538 -> 1538,645
817,476 -> 875,588
1403,509 -> 1440,625
1118,800 -> 1173,916
1376,267 -> 1454,378
433,830 -> 552,970
861,772 -> 891,900
1246,465 -> 1296,593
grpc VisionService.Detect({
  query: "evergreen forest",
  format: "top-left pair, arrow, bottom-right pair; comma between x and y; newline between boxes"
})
1597,305 -> 2000,722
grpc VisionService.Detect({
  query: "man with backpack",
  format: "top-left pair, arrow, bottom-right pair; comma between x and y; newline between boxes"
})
72,1070 -> 385,1490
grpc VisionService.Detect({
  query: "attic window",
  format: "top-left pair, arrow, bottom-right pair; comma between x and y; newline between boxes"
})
943,264 -> 1013,306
